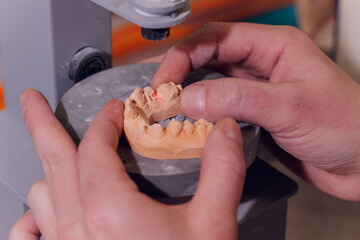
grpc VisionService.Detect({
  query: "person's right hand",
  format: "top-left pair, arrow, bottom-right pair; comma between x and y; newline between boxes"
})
152,22 -> 360,201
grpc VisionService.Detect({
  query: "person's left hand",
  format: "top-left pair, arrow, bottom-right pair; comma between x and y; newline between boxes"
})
10,89 -> 246,240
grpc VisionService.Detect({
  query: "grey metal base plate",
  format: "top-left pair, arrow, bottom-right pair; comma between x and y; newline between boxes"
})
56,63 -> 261,198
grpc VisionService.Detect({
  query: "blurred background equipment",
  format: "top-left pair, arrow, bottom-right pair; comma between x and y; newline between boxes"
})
295,0 -> 335,55
111,0 -> 294,64
336,0 -> 360,83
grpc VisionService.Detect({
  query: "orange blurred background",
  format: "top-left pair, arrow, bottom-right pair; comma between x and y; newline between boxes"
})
112,0 -> 292,64
0,83 -> 4,110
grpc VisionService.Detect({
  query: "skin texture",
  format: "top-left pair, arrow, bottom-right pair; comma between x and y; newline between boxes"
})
10,89 -> 245,240
152,22 -> 360,201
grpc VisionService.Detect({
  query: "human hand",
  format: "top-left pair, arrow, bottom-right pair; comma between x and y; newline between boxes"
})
10,89 -> 246,239
152,22 -> 360,201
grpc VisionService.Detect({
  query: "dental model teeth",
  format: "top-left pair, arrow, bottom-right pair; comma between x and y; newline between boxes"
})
183,120 -> 195,135
167,120 -> 183,137
124,82 -> 213,159
147,123 -> 165,138
195,124 -> 207,138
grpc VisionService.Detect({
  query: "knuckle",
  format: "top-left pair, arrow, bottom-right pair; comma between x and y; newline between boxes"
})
279,25 -> 302,36
41,149 -> 63,178
218,79 -> 244,115
58,222 -> 83,240
84,204 -> 111,233
278,25 -> 312,44
28,180 -> 47,203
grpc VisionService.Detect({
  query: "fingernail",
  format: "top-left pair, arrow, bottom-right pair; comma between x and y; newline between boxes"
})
180,83 -> 205,118
106,98 -> 124,112
20,90 -> 29,113
152,72 -> 170,89
221,118 -> 243,144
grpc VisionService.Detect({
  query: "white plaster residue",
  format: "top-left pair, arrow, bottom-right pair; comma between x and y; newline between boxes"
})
77,104 -> 82,108
141,75 -> 149,81
94,87 -> 103,95
85,117 -> 93,123
69,100 -> 73,104
165,165 -> 175,171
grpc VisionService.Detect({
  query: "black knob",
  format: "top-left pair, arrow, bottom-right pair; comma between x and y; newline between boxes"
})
141,28 -> 170,41
69,47 -> 111,83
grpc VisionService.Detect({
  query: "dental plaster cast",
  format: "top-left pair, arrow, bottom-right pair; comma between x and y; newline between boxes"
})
124,82 -> 213,159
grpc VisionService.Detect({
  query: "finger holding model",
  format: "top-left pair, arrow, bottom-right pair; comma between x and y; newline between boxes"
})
152,22 -> 360,201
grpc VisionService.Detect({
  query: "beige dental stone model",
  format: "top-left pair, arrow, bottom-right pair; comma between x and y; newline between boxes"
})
124,82 -> 213,159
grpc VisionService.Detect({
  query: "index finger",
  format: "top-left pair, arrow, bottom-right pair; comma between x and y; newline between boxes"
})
152,22 -> 316,88
21,89 -> 82,226
77,99 -> 138,202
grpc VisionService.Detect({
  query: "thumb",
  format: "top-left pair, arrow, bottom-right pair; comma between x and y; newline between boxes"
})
191,118 -> 246,218
179,78 -> 291,128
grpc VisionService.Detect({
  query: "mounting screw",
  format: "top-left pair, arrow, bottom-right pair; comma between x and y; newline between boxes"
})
69,47 -> 111,83
171,11 -> 178,18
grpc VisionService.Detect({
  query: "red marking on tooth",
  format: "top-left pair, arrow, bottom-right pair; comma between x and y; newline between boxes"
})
152,92 -> 161,100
